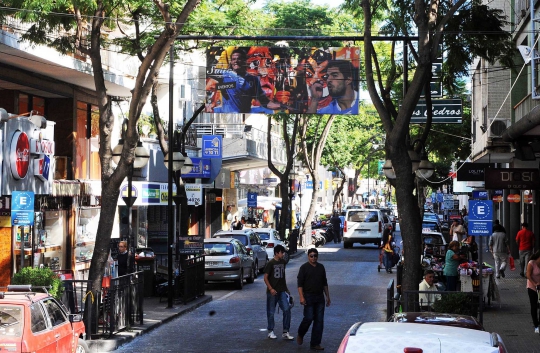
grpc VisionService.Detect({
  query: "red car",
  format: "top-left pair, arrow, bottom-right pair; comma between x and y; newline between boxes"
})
0,285 -> 88,352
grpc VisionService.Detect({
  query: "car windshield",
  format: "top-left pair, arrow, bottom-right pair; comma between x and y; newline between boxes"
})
215,234 -> 248,245
256,232 -> 271,240
423,235 -> 444,245
348,210 -> 378,222
204,243 -> 233,255
422,222 -> 438,231
0,305 -> 22,337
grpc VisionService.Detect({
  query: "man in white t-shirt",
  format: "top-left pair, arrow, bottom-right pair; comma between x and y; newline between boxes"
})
418,270 -> 441,308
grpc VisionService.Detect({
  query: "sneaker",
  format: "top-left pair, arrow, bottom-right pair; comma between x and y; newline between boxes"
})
268,331 -> 277,339
282,332 -> 294,340
535,327 -> 539,334
500,269 -> 505,278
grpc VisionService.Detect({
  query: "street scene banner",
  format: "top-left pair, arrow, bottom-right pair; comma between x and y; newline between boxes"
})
205,46 -> 360,115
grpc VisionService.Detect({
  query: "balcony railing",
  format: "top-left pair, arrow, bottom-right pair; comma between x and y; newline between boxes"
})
514,93 -> 540,123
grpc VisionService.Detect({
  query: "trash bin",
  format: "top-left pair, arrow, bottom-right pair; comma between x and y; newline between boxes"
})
289,229 -> 298,254
136,248 -> 155,297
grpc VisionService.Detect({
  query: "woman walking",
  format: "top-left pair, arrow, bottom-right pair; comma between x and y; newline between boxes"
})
381,228 -> 394,273
526,250 -> 540,333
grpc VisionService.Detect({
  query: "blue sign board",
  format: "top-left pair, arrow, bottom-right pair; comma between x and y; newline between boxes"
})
468,200 -> 493,236
247,192 -> 257,208
12,191 -> 35,226
182,158 -> 211,178
472,190 -> 488,200
306,181 -> 313,190
202,135 -> 222,158
436,192 -> 444,203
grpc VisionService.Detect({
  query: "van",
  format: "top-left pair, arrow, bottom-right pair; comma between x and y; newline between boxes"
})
343,209 -> 384,248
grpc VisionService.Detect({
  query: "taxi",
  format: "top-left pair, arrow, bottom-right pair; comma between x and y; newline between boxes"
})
0,285 -> 88,352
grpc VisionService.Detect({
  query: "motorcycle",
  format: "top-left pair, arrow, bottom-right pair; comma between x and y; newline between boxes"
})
311,229 -> 326,247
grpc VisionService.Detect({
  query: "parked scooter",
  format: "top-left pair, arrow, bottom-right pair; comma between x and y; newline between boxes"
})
311,229 -> 326,247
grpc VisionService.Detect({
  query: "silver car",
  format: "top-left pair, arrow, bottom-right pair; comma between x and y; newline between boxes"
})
213,229 -> 269,273
204,238 -> 255,289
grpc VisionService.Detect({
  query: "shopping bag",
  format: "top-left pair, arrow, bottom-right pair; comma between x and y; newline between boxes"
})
509,255 -> 516,271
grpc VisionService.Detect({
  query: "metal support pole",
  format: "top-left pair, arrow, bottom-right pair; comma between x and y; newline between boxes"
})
167,45 -> 174,308
367,158 -> 370,204
128,164 -> 134,261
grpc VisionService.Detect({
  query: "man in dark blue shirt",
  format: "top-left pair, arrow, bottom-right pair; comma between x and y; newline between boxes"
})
296,248 -> 331,351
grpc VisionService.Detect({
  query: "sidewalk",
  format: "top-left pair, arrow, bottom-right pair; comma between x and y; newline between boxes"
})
87,247 -> 308,352
481,251 -> 536,352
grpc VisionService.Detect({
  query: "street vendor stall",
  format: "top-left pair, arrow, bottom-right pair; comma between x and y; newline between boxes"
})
459,262 -> 499,305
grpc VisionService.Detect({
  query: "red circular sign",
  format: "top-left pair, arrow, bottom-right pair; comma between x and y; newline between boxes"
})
507,194 -> 521,203
10,131 -> 30,180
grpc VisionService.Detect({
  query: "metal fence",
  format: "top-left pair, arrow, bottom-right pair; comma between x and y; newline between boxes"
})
61,272 -> 143,338
386,279 -> 482,323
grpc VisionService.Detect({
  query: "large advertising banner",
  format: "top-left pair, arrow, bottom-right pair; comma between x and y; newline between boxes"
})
205,46 -> 360,115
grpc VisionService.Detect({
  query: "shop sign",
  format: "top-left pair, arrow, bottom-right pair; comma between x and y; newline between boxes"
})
178,235 -> 203,255
33,155 -> 50,181
523,192 -> 533,204
457,163 -> 494,182
186,184 -> 202,206
485,168 -> 540,190
182,157 -> 211,178
10,131 -> 30,180
143,184 -> 161,203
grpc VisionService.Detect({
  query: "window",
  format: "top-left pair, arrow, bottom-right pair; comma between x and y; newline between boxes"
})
30,304 -> 48,333
75,101 -> 101,179
0,305 -> 23,337
42,299 -> 67,327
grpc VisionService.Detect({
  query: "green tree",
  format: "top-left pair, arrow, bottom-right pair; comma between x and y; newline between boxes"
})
347,0 -> 515,295
3,0 -> 203,313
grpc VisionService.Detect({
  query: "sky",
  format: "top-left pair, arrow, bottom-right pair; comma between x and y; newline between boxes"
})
252,0 -> 342,9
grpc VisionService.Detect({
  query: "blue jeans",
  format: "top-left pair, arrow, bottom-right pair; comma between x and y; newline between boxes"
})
298,293 -> 325,347
383,251 -> 393,270
266,291 -> 291,332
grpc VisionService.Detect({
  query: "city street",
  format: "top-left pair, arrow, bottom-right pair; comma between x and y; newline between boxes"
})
112,242 -> 394,353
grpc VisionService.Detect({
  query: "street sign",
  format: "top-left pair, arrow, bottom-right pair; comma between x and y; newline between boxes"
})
443,200 -> 454,209
247,192 -> 257,208
12,191 -> 35,226
468,200 -> 493,236
472,190 -> 488,200
202,135 -> 222,158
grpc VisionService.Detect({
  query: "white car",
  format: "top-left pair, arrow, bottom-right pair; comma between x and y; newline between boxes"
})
343,209 -> 385,248
254,228 -> 289,264
337,322 -> 507,353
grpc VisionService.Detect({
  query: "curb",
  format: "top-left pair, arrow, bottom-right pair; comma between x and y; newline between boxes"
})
87,295 -> 213,352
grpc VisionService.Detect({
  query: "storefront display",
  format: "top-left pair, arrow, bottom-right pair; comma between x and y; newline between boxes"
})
75,207 -> 100,275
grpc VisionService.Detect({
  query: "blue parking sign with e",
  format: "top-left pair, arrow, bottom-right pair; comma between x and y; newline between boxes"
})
468,200 -> 493,236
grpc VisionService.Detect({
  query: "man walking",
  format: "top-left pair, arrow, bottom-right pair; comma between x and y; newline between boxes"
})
516,222 -> 535,277
297,248 -> 331,351
329,212 -> 342,243
489,224 -> 510,278
264,245 -> 294,341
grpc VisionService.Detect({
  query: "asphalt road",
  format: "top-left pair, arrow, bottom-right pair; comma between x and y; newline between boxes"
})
112,241 -> 395,353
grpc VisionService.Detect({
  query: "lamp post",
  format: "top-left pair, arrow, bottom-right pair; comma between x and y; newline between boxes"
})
163,135 -> 193,307
112,125 -> 150,272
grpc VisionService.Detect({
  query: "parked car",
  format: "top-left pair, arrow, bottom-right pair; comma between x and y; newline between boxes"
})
254,228 -> 289,264
337,322 -> 507,353
422,231 -> 447,257
0,284 -> 88,352
380,208 -> 396,230
213,229 -> 268,273
422,220 -> 442,233
203,238 -> 255,289
343,209 -> 384,248
388,312 -> 485,331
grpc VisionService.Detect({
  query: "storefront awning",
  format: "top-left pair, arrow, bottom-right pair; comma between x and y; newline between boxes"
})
52,180 -> 81,197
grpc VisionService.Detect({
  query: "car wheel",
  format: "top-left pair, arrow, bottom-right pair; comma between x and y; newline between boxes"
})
246,265 -> 255,284
283,252 -> 290,264
76,338 -> 89,353
235,270 -> 244,289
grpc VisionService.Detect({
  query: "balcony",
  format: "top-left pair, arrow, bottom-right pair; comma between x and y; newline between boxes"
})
191,123 -> 287,171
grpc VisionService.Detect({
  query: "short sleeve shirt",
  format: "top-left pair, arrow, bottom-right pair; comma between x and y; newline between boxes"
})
264,258 -> 288,293
443,249 -> 459,276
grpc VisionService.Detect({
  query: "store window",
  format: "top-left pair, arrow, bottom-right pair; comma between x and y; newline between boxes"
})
75,207 -> 100,275
75,102 -> 101,180
17,94 -> 45,116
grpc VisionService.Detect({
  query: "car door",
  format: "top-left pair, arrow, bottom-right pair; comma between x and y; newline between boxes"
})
235,241 -> 252,276
28,302 -> 56,353
249,233 -> 265,265
41,298 -> 73,352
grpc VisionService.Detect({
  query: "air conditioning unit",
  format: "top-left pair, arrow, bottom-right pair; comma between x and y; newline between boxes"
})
488,118 -> 509,138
